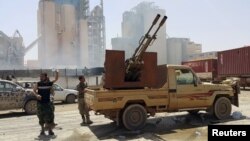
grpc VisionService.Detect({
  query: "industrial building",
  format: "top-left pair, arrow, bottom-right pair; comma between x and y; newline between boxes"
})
112,2 -> 167,65
0,30 -> 40,69
166,38 -> 202,65
88,1 -> 106,68
37,0 -> 105,68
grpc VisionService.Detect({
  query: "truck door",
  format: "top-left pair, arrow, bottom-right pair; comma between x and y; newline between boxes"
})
175,69 -> 206,109
167,68 -> 178,110
0,81 -> 24,110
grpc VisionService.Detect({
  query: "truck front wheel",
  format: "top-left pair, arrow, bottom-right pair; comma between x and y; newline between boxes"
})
24,100 -> 37,115
122,104 -> 147,130
214,97 -> 232,120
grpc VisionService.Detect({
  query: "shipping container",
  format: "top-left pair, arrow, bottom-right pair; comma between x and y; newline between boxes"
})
182,59 -> 217,81
217,46 -> 250,77
217,46 -> 250,89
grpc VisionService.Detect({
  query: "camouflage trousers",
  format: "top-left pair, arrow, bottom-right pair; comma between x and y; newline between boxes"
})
78,98 -> 89,117
37,102 -> 54,126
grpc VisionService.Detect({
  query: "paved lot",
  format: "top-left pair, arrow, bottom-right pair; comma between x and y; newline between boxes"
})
0,90 -> 250,141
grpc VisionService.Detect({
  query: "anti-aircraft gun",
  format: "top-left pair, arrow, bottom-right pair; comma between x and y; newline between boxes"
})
125,14 -> 167,81
104,14 -> 167,89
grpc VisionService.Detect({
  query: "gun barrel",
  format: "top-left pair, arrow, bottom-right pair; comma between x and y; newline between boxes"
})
159,16 -> 167,26
152,16 -> 168,38
152,14 -> 161,25
137,16 -> 168,59
132,14 -> 161,58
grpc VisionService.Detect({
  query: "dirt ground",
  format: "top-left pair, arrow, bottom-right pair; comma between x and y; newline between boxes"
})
0,90 -> 249,141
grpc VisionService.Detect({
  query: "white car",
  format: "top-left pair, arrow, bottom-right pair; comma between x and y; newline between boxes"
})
52,83 -> 78,103
17,81 -> 78,103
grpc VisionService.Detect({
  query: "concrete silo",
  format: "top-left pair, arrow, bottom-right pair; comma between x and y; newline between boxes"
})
79,19 -> 89,67
38,0 -> 58,67
60,4 -> 77,67
38,0 -> 105,68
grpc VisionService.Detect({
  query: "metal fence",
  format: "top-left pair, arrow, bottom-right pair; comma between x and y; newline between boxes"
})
0,67 -> 104,79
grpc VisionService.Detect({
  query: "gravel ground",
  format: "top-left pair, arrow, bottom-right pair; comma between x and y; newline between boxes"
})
0,90 -> 249,141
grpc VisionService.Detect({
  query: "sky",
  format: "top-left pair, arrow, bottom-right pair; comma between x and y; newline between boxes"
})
0,0 -> 249,61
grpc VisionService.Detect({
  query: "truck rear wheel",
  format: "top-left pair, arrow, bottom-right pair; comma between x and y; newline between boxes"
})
214,97 -> 232,120
122,104 -> 147,131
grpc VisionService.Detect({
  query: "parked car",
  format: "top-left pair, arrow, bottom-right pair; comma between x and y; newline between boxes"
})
17,81 -> 78,103
0,80 -> 37,114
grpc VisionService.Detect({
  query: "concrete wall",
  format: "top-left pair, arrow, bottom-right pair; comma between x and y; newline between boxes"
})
0,68 -> 103,89
17,75 -> 102,89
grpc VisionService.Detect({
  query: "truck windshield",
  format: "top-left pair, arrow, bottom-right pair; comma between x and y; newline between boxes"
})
175,69 -> 194,85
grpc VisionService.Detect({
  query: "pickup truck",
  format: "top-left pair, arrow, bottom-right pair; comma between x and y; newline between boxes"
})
85,65 -> 239,130
0,80 -> 37,114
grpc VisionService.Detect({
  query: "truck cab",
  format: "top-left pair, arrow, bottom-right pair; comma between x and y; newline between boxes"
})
167,65 -> 238,112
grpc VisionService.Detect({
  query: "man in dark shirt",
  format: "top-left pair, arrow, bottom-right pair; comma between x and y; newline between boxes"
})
33,71 -> 59,136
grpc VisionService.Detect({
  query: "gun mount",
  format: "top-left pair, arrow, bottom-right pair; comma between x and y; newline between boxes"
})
125,14 -> 167,81
103,14 -> 167,89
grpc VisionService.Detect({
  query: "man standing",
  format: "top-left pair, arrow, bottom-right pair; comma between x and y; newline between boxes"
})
77,76 -> 93,126
33,70 -> 59,136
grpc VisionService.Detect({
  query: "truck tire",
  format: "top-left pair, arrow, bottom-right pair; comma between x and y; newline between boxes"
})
24,100 -> 37,115
122,104 -> 147,131
66,94 -> 76,104
214,97 -> 232,120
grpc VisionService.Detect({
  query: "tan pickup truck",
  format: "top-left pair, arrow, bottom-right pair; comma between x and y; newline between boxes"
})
85,65 -> 239,130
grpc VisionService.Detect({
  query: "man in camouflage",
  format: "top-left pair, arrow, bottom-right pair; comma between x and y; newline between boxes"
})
77,76 -> 93,126
33,71 -> 59,136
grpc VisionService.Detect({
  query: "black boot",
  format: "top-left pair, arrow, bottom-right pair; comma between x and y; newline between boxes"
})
86,116 -> 93,125
40,130 -> 45,136
48,130 -> 54,136
40,125 -> 45,136
80,115 -> 86,126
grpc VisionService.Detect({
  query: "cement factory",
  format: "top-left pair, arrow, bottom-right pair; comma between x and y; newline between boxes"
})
0,0 -> 105,69
0,1 -> 201,70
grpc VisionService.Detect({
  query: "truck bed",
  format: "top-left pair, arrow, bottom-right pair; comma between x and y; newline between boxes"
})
85,87 -> 169,111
